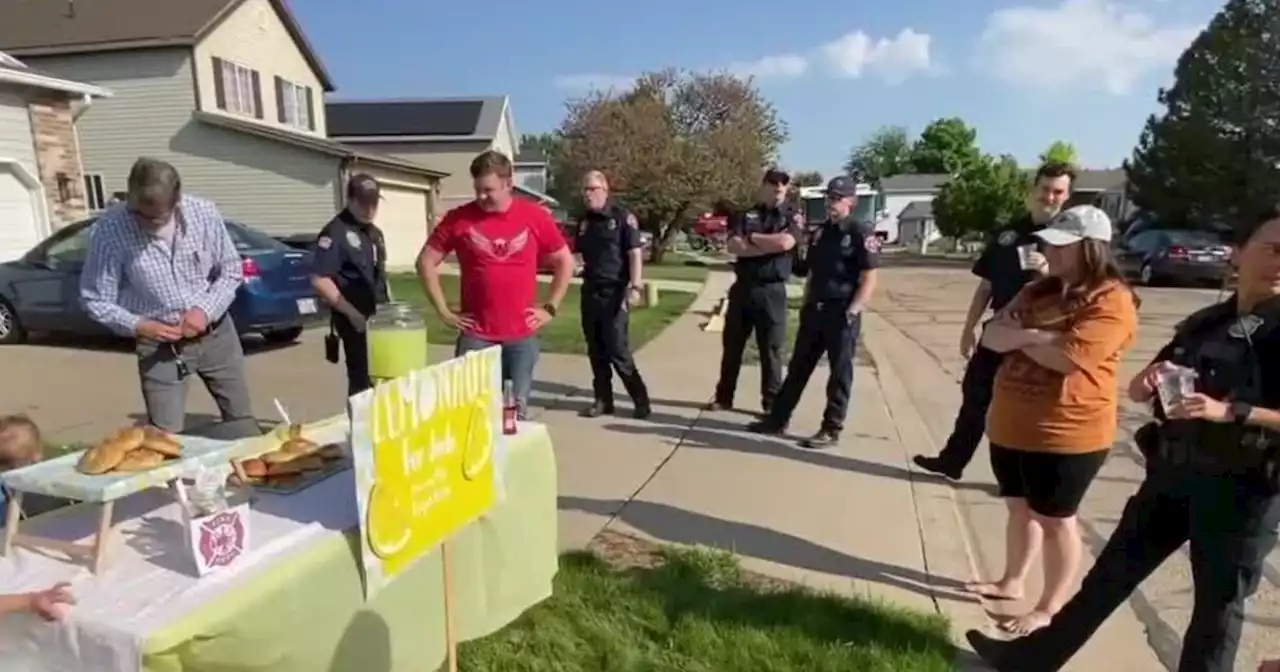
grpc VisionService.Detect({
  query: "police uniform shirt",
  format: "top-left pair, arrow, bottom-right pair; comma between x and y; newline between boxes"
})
1152,296 -> 1280,413
972,215 -> 1041,312
313,209 -> 388,316
731,203 -> 794,283
802,217 -> 881,303
575,205 -> 640,285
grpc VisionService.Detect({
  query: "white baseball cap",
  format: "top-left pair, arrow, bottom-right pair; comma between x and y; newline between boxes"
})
1034,205 -> 1113,246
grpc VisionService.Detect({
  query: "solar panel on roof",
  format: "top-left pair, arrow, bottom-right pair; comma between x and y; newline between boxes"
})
326,100 -> 483,137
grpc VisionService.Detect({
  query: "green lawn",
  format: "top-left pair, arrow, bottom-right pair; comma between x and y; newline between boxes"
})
459,537 -> 954,672
645,252 -> 712,282
388,274 -> 694,355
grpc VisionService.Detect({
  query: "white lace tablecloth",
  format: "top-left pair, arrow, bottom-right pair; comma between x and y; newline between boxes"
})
0,469 -> 358,672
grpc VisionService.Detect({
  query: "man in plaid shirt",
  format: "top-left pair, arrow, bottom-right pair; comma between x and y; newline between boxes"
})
80,158 -> 254,433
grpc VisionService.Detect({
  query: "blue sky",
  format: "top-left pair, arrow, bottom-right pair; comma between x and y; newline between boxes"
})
293,0 -> 1224,179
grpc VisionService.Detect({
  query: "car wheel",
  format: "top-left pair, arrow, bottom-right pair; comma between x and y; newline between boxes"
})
263,327 -> 303,345
1139,263 -> 1157,286
0,298 -> 25,344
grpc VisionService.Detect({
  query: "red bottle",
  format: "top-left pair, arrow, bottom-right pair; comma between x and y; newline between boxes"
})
502,379 -> 518,435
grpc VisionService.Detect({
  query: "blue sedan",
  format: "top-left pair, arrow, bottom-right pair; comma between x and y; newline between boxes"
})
0,217 -> 326,345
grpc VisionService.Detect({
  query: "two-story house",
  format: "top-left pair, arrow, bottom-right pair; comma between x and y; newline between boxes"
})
513,146 -> 549,194
0,51 -> 111,261
326,97 -> 558,215
0,0 -> 450,269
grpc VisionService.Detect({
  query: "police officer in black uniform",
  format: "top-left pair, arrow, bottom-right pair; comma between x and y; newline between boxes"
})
747,176 -> 879,448
574,170 -> 651,419
967,204 -> 1280,672
912,162 -> 1074,479
310,174 -> 389,397
709,169 -> 799,413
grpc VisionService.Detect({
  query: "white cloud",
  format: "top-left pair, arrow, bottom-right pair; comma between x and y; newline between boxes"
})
975,0 -> 1200,95
553,26 -> 936,90
552,73 -> 636,92
820,28 -> 936,82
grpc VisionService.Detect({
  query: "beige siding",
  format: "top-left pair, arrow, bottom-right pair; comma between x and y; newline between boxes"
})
193,0 -> 327,137
24,49 -> 339,236
347,141 -> 488,214
492,107 -> 515,160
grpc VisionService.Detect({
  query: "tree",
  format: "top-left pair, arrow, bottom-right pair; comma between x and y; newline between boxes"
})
844,126 -> 913,184
517,132 -> 570,203
932,154 -> 1028,239
1124,0 -> 1280,229
556,69 -> 788,260
1039,140 -> 1079,166
909,117 -> 981,174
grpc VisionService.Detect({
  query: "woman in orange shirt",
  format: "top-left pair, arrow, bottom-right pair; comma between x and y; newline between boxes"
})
963,205 -> 1139,636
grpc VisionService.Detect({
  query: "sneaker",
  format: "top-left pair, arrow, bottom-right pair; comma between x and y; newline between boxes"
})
800,429 -> 840,449
580,402 -> 615,418
746,419 -> 786,435
633,404 -> 652,420
706,399 -> 732,411
912,455 -> 963,481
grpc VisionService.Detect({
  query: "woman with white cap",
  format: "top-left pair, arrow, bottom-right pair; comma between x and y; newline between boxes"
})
962,205 -> 1140,637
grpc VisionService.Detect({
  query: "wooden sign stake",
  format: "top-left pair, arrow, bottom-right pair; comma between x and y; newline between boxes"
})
442,540 -> 458,672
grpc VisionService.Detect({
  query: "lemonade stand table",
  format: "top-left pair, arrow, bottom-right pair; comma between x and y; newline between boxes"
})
0,423 -> 558,672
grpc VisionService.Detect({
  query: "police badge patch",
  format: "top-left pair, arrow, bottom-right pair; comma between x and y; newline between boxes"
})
998,231 -> 1017,246
841,234 -> 852,248
745,212 -> 760,223
345,231 -> 362,249
1229,315 -> 1264,338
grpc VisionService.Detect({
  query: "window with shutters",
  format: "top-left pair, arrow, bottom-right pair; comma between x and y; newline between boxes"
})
216,59 -> 260,117
276,78 -> 312,130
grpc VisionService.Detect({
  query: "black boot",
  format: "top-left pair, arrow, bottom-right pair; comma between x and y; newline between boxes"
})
580,401 -> 615,418
800,428 -> 840,449
913,454 -> 963,481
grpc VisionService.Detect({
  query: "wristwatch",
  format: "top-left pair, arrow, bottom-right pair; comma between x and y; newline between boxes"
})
542,303 -> 558,318
1232,400 -> 1253,425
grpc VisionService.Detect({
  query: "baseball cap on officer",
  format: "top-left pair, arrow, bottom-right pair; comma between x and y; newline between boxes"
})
762,168 -> 791,186
1034,205 -> 1113,246
346,173 -> 382,206
825,175 -> 859,199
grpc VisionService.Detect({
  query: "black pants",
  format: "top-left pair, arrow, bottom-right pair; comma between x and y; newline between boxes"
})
333,313 -> 372,398
715,281 -> 787,409
1002,467 -> 1280,672
581,283 -> 649,407
767,302 -> 860,431
936,345 -> 1003,468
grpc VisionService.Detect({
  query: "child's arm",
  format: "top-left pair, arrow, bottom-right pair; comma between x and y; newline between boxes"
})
0,592 -> 34,616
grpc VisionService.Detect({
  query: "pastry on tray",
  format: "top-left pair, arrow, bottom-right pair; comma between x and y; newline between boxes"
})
266,456 -> 325,476
76,426 -> 182,476
318,444 -> 345,461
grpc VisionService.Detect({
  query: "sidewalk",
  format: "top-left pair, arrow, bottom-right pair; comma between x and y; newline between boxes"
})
541,272 -> 982,660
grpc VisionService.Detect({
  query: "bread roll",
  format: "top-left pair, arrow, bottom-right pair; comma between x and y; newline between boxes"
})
114,449 -> 166,472
241,458 -> 267,478
266,455 -> 324,475
77,426 -> 147,475
140,427 -> 182,457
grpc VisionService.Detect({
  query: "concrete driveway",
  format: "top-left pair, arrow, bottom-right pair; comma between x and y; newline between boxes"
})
867,264 -> 1280,670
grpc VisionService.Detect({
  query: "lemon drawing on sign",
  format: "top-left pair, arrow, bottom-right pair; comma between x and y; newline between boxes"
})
366,481 -> 412,559
461,398 -> 492,481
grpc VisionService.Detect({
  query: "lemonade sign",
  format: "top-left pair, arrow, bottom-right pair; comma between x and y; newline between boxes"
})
348,346 -> 501,599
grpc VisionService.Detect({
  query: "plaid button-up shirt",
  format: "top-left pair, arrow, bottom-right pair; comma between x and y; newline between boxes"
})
80,195 -> 243,337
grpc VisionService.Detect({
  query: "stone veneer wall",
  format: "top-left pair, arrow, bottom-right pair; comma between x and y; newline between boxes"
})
27,93 -> 87,229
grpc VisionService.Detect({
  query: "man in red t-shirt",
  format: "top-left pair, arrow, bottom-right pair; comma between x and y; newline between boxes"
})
416,150 -> 575,417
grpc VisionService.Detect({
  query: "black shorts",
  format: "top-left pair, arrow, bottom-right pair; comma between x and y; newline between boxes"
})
989,444 -> 1108,518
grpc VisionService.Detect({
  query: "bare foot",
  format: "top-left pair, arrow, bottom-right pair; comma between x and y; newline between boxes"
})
1000,609 -> 1053,636
963,579 -> 1024,601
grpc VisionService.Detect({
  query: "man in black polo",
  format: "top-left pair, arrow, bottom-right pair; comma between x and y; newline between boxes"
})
574,170 -> 651,419
912,162 -> 1074,480
708,169 -> 799,414
310,174 -> 389,397
749,175 -> 879,447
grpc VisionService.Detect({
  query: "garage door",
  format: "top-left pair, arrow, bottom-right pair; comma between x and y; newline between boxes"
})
0,165 -> 40,262
377,184 -> 431,271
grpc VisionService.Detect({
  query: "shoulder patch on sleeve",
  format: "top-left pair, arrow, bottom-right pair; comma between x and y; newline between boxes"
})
626,212 -> 638,228
863,235 -> 882,253
317,236 -> 332,249
997,230 -> 1017,246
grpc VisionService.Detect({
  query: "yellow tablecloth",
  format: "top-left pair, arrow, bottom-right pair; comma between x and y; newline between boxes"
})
141,422 -> 558,672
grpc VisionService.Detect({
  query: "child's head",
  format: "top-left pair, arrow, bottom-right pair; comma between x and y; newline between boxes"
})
0,415 -> 41,471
